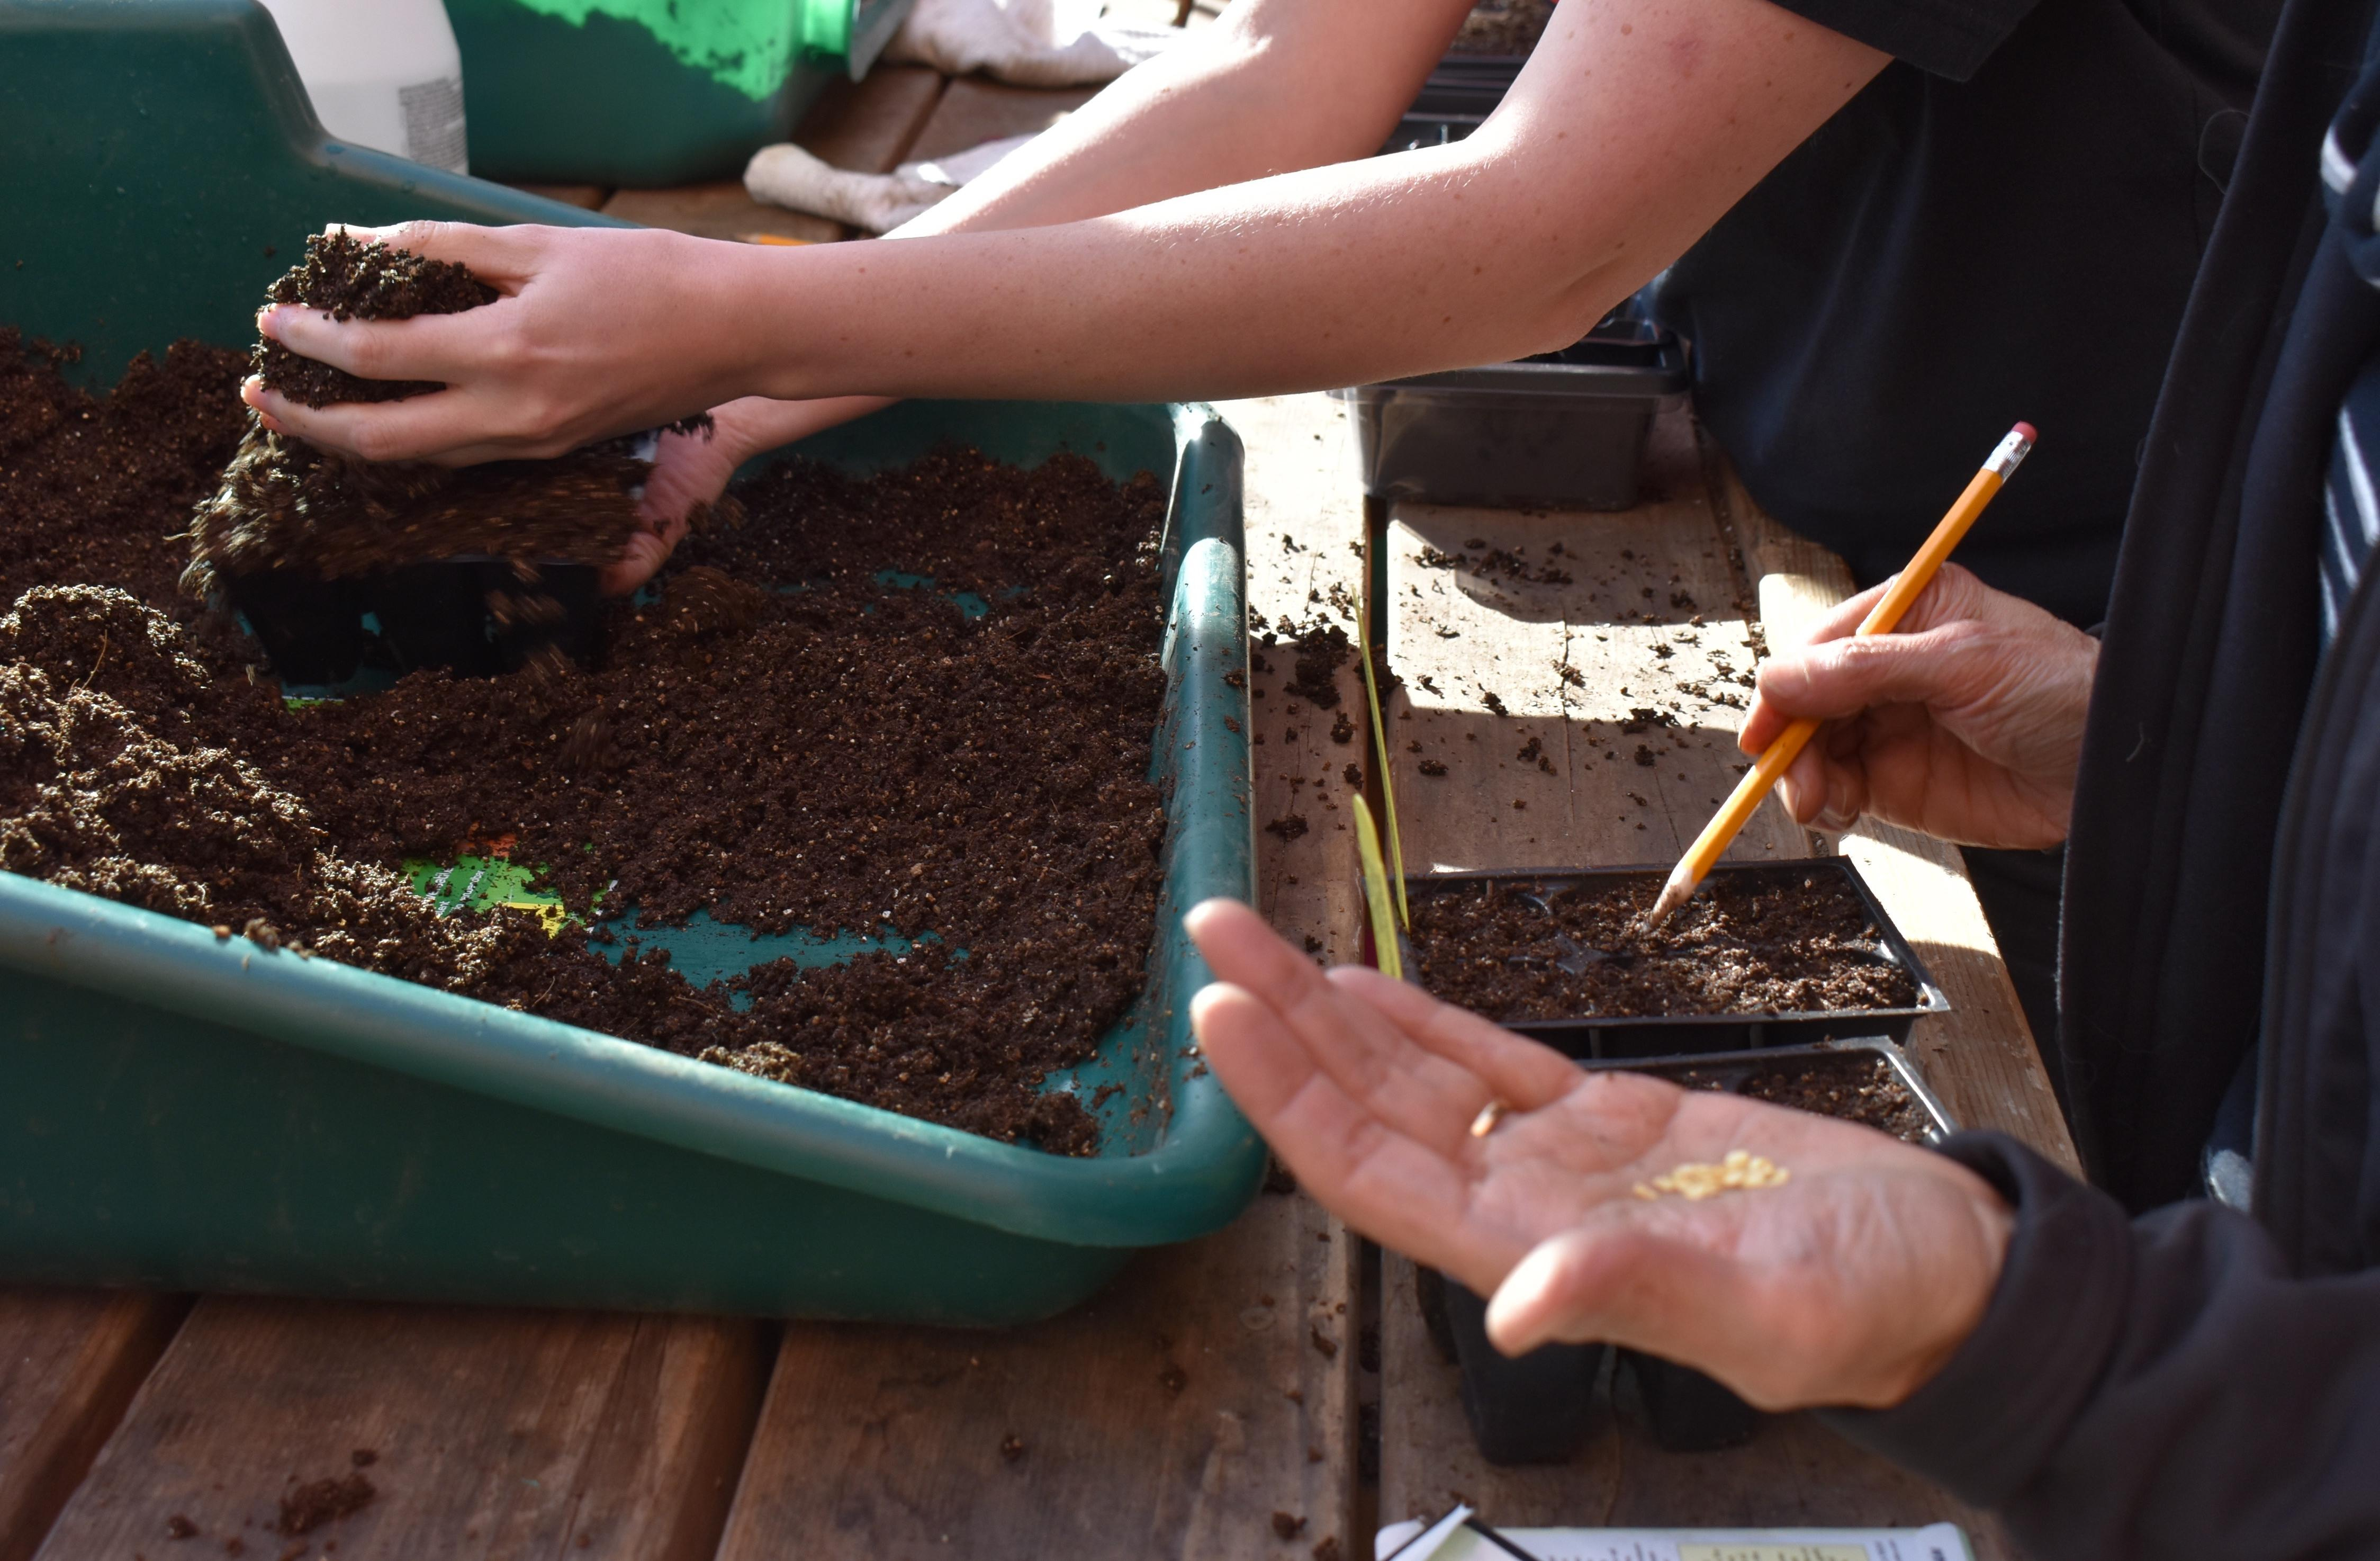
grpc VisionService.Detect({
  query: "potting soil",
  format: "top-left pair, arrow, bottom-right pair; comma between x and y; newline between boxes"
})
1676,1054 -> 1936,1144
1409,872 -> 1918,1021
0,328 -> 1173,1155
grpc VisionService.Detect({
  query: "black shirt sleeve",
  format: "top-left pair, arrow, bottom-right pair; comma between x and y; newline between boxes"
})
1757,0 -> 2043,79
1822,1133 -> 2380,1559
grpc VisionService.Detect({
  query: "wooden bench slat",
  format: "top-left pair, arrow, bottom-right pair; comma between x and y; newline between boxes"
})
32,1300 -> 765,1561
0,1290 -> 185,1561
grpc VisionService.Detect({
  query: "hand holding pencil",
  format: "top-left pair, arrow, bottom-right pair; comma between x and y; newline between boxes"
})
1644,424 -> 2040,928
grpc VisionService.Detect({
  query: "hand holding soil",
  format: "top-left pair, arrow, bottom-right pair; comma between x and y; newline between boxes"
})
1742,564 -> 2098,848
246,221 -> 744,466
1184,898 -> 2013,1411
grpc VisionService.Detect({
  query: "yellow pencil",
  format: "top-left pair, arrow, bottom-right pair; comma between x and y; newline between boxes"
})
1643,421 -> 2038,929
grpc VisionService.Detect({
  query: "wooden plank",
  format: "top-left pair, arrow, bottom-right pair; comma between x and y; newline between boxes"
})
795,65 -> 949,174
1228,393 -> 1368,964
0,1291 -> 185,1561
1701,439 -> 2080,1171
600,182 -> 844,246
906,80 -> 1098,165
1382,415 -> 1805,875
1377,1251 -> 2011,1551
1372,411 -> 2034,1555
713,393 -> 1366,1561
34,1301 -> 765,1561
500,182 -> 610,211
718,1197 -> 1357,1561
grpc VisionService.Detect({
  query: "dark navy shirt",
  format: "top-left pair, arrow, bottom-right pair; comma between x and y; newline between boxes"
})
1658,0 -> 2280,627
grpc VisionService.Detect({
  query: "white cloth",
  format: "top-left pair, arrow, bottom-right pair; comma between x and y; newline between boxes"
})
883,0 -> 1176,87
744,131 -> 1043,232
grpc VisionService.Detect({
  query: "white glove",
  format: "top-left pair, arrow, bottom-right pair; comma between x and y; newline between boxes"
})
883,0 -> 1177,87
744,132 -> 1043,232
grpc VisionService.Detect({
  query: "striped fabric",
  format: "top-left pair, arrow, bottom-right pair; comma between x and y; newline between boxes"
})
2321,127 -> 2380,648
2321,371 -> 2380,646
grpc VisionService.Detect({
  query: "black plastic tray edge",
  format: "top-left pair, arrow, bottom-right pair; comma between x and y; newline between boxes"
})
1337,336 -> 1692,401
1579,1035 -> 1960,1143
1396,857 -> 1952,1039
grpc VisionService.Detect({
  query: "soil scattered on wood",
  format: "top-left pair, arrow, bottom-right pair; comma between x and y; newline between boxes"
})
0,329 -> 1177,1155
1409,872 -> 1918,1020
277,1472 -> 375,1536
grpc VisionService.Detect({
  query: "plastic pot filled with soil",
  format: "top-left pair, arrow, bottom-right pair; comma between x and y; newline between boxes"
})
1430,1038 -> 1955,1461
188,232 -> 687,687
1402,859 -> 1947,1059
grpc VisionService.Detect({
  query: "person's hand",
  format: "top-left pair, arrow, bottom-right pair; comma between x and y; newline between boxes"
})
607,393 -> 893,594
244,221 -> 767,466
1740,564 -> 2098,849
1184,899 -> 2012,1410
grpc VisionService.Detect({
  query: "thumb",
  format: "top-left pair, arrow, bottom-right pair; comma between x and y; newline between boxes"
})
1484,1218 -> 1751,1374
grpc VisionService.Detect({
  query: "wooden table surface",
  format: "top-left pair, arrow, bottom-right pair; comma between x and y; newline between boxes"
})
0,62 -> 2067,1561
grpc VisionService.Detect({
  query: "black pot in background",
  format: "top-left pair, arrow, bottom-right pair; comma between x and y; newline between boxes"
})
1624,1348 -> 1762,1452
226,557 -> 606,687
1422,1266 -> 1606,1466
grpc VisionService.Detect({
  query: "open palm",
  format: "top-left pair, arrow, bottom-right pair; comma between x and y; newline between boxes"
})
1185,899 -> 2011,1409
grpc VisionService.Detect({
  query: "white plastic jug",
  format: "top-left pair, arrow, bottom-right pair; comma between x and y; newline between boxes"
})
253,0 -> 470,174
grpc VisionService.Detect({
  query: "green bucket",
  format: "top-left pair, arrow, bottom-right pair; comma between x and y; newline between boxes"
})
0,0 -> 1263,1322
446,0 -> 921,186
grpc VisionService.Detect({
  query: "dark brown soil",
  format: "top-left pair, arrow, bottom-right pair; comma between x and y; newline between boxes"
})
277,1472 -> 375,1535
254,230 -> 496,408
1673,1054 -> 1937,1144
1409,872 -> 1919,1020
0,330 -> 1175,1155
1451,0 -> 1553,53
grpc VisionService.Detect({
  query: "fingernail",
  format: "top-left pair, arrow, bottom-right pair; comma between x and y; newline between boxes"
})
255,305 -> 282,338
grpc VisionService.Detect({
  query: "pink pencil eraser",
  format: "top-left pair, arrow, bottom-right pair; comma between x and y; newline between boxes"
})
2013,421 -> 2038,442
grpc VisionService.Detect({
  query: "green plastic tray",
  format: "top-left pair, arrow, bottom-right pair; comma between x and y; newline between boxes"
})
0,0 -> 1264,1322
448,0 -> 921,186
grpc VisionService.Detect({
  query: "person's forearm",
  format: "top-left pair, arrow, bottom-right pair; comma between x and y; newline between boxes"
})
894,0 -> 1470,239
702,0 -> 1883,407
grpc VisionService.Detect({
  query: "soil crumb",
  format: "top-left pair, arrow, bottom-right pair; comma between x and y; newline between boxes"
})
277,1473 -> 375,1536
1409,872 -> 1919,1020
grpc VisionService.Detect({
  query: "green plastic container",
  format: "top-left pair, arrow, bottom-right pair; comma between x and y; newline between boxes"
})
0,0 -> 1264,1322
447,0 -> 920,185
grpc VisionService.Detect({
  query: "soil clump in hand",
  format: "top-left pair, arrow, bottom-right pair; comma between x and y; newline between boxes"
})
253,229 -> 495,408
1409,872 -> 1918,1020
0,335 -> 1175,1155
190,233 -> 714,596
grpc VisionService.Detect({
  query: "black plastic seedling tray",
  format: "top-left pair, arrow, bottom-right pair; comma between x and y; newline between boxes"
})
1401,858 -> 1949,1060
1335,316 -> 1690,510
226,557 -> 605,686
1431,1037 -> 1958,1461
